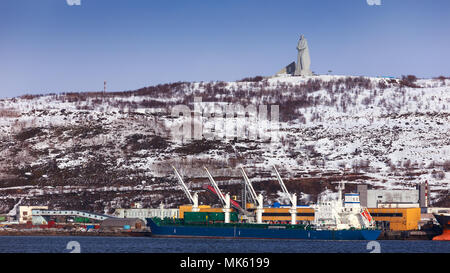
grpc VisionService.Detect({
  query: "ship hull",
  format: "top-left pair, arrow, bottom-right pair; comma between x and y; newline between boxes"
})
433,214 -> 450,241
146,219 -> 381,241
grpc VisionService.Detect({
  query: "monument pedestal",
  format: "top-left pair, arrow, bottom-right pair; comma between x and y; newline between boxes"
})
294,70 -> 313,77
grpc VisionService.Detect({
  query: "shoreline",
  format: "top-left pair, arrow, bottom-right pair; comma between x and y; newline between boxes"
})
0,230 -> 152,237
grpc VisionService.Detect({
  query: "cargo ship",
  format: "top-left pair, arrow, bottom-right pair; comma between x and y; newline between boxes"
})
432,212 -> 450,241
150,166 -> 382,240
146,217 -> 381,240
146,184 -> 382,240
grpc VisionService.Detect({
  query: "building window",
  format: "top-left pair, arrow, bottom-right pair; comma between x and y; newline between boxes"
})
371,213 -> 403,217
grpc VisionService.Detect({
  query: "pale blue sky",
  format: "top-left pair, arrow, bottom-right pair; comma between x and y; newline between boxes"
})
1,0 -> 449,97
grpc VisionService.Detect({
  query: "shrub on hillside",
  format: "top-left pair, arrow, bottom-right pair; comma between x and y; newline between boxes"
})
175,139 -> 223,155
400,75 -> 419,88
238,76 -> 265,82
443,160 -> 450,172
15,127 -> 44,141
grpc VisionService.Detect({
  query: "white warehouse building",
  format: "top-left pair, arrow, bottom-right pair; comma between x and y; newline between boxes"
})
114,208 -> 179,221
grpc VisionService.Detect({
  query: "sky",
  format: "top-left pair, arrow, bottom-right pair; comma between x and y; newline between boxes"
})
0,0 -> 449,98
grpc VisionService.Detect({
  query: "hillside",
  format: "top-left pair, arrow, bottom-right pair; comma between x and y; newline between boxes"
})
0,75 -> 449,214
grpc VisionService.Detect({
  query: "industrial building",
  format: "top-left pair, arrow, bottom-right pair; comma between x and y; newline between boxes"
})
352,182 -> 429,230
369,207 -> 421,231
18,206 -> 48,224
114,207 -> 179,220
357,182 -> 429,210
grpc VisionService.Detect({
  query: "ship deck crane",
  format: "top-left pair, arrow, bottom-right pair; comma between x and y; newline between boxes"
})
204,167 -> 232,223
172,165 -> 199,212
240,167 -> 264,224
273,166 -> 297,225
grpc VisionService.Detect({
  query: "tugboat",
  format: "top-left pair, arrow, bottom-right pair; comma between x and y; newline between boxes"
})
433,211 -> 450,241
146,166 -> 381,240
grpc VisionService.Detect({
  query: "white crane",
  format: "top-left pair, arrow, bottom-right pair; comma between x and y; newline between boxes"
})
204,167 -> 231,223
273,166 -> 297,225
172,165 -> 199,212
240,167 -> 264,224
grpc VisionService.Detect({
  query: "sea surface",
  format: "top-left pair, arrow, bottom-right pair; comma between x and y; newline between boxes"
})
0,236 -> 448,253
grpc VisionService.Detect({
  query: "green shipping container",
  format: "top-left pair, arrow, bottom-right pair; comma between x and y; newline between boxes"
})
184,212 -> 208,223
74,217 -> 90,223
230,212 -> 238,222
184,212 -> 239,223
207,212 -> 224,221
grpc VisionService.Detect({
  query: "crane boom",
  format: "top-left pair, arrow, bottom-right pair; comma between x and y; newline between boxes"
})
240,167 -> 258,204
172,165 -> 194,204
204,167 -> 226,205
240,166 -> 264,223
273,165 -> 297,225
273,165 -> 294,204
204,166 -> 233,223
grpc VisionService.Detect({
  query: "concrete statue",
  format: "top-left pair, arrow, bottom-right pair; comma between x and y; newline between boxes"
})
275,34 -> 313,77
294,34 -> 312,76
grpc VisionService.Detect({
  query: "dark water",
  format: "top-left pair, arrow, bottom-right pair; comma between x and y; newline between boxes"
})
0,236 -> 448,253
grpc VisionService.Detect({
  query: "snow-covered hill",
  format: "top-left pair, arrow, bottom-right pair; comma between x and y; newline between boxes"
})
0,75 -> 449,214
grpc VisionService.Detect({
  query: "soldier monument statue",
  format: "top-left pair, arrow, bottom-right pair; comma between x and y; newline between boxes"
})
294,34 -> 312,76
275,34 -> 313,77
